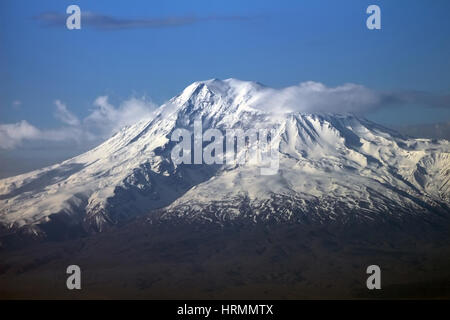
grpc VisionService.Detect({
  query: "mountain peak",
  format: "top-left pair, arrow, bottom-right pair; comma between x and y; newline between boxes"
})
1,78 -> 449,239
179,78 -> 264,100
171,78 -> 266,121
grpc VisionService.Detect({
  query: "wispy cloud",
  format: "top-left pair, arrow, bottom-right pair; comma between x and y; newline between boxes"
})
54,100 -> 80,126
0,121 -> 42,149
0,96 -> 157,149
85,96 -> 156,135
34,11 -> 251,30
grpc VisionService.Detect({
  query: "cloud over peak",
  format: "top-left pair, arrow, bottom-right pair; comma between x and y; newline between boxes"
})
249,81 -> 382,114
199,79 -> 450,115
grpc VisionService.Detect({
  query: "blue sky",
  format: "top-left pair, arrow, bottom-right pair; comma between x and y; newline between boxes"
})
1,0 -> 450,176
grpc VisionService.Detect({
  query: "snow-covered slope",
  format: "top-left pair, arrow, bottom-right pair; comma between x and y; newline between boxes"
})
1,79 -> 449,236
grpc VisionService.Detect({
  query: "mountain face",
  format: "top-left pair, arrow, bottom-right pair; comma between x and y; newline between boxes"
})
1,79 -> 449,240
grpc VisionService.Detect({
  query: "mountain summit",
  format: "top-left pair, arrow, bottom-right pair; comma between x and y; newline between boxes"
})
1,79 -> 449,239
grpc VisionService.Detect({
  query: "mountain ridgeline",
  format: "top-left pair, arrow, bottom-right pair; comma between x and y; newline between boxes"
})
1,78 -> 449,242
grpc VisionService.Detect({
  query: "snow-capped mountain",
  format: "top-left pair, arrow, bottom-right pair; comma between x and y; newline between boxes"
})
1,79 -> 449,238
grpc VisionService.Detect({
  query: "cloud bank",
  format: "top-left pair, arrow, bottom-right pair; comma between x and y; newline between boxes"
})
35,11 -> 250,30
249,81 -> 450,114
0,96 -> 157,149
250,82 -> 381,114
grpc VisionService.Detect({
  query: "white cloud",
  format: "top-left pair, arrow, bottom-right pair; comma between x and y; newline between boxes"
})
0,121 -> 41,149
54,100 -> 80,126
0,121 -> 86,149
247,81 -> 450,115
249,81 -> 382,114
0,96 -> 157,150
85,96 -> 156,136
